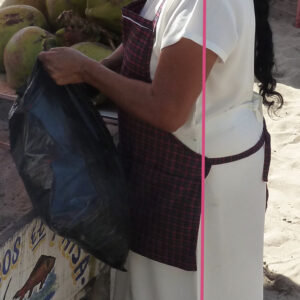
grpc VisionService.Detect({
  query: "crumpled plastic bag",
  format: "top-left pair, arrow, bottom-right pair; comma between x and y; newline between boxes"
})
8,60 -> 130,271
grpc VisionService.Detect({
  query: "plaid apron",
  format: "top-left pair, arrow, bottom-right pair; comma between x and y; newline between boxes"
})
118,0 -> 271,271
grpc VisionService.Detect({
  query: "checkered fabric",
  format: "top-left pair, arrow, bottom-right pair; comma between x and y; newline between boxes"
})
118,0 -> 271,271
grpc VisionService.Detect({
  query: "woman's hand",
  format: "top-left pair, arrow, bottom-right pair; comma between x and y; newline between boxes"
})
38,47 -> 90,85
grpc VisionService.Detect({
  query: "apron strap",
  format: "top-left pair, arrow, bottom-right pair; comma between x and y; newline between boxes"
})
262,118 -> 271,182
262,118 -> 271,212
153,0 -> 167,30
265,185 -> 269,212
206,118 -> 271,182
207,122 -> 266,166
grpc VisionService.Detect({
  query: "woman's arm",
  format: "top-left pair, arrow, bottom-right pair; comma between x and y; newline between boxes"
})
38,38 -> 217,132
100,44 -> 124,72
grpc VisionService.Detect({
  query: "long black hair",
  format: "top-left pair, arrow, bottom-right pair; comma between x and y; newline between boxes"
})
254,0 -> 284,114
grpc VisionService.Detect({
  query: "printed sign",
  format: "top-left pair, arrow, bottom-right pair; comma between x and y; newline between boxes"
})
0,218 -> 107,300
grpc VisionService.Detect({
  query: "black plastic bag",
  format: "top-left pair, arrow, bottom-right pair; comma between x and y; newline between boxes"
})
8,60 -> 130,271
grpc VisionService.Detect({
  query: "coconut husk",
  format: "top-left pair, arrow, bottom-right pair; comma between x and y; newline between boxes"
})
56,10 -> 119,48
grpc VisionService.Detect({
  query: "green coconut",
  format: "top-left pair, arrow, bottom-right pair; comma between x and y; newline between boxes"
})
0,0 -> 48,17
55,27 -> 66,45
4,26 -> 57,89
85,0 -> 131,34
46,0 -> 87,28
0,5 -> 47,71
71,41 -> 112,61
72,42 -> 113,106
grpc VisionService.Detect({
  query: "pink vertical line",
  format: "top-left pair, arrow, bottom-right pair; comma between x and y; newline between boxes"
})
296,0 -> 300,27
201,0 -> 206,299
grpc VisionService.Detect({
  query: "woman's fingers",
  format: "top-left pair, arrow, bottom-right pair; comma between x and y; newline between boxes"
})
38,51 -> 48,62
38,47 -> 87,85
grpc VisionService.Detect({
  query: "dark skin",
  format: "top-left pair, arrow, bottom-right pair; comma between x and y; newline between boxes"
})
38,38 -> 218,132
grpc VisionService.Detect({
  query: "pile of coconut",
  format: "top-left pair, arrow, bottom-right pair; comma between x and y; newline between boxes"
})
0,0 -> 130,104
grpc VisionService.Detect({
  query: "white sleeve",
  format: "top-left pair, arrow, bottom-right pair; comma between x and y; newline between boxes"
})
160,0 -> 239,63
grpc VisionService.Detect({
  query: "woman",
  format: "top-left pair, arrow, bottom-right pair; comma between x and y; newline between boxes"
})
39,0 -> 283,299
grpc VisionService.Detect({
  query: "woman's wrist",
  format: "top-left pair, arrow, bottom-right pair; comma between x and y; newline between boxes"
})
78,54 -> 121,84
81,58 -> 95,84
77,56 -> 91,84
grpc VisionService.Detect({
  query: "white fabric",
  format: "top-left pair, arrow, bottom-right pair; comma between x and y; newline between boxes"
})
112,0 -> 267,299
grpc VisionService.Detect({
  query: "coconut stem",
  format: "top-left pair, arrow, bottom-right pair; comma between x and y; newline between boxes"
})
56,10 -> 118,48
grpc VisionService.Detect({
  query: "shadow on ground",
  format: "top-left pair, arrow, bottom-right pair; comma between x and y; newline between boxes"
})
269,0 -> 300,90
264,265 -> 300,299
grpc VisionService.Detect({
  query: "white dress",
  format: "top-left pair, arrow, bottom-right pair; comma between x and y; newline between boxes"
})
112,0 -> 267,299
